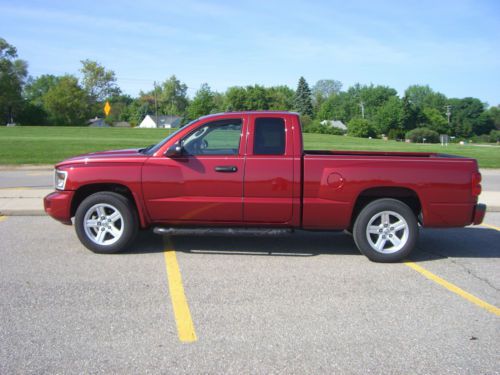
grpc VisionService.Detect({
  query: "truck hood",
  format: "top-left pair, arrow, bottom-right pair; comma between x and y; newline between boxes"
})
56,148 -> 148,168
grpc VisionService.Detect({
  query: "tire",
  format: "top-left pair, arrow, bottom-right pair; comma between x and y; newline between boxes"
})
75,192 -> 138,254
353,198 -> 418,262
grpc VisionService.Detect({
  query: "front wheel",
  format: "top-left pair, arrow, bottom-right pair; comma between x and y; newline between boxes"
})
353,199 -> 418,262
75,192 -> 138,254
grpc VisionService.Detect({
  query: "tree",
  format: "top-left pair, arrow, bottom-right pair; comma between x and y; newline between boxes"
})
24,74 -> 61,107
347,118 -> 376,138
294,77 -> 313,117
157,75 -> 189,116
401,95 -> 418,132
312,79 -> 342,97
0,38 -> 28,124
448,97 -> 492,137
373,96 -> 404,137
404,85 -> 447,111
187,83 -> 216,119
80,59 -> 120,104
267,85 -> 295,111
312,79 -> 342,115
224,86 -> 248,111
488,106 -> 500,130
421,108 -> 449,134
42,75 -> 90,125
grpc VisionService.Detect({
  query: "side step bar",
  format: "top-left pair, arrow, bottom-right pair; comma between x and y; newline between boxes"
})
153,227 -> 293,237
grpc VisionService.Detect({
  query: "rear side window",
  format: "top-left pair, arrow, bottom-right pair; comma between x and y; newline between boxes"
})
253,118 -> 286,155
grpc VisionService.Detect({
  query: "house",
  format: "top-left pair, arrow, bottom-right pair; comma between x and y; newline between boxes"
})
88,117 -> 109,127
138,115 -> 182,129
320,120 -> 347,131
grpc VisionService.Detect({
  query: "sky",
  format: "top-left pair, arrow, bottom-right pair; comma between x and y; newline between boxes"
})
1,0 -> 499,105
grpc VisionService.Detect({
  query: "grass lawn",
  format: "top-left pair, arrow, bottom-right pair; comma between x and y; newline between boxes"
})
1,126 -> 499,168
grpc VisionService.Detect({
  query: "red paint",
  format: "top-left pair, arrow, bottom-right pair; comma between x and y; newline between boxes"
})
44,111 -> 485,230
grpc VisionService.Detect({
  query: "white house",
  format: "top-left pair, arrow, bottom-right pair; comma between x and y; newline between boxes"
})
138,115 -> 181,128
320,120 -> 347,131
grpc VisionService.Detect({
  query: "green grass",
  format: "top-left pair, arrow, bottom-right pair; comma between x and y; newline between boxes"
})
1,126 -> 499,168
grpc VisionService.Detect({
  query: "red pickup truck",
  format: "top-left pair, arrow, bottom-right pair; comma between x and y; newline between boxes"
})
44,111 -> 485,262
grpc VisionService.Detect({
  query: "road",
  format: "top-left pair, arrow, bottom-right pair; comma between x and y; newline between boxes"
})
1,214 -> 499,374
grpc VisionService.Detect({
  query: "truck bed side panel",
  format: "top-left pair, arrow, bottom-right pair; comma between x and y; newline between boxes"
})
302,155 -> 478,230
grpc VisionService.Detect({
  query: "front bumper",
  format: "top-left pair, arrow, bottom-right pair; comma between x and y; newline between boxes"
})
44,191 -> 74,225
472,203 -> 486,225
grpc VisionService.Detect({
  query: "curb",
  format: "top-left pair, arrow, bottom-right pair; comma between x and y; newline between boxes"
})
0,209 -> 47,216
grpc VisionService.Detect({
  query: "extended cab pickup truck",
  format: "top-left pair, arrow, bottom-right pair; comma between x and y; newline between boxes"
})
44,111 -> 486,262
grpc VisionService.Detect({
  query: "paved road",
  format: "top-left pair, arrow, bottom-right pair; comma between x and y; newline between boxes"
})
1,214 -> 499,373
0,169 -> 53,189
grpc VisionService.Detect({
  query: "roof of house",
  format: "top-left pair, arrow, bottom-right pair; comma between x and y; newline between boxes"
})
321,120 -> 347,130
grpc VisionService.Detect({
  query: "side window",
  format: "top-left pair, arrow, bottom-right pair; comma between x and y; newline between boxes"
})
182,119 -> 242,155
253,118 -> 286,155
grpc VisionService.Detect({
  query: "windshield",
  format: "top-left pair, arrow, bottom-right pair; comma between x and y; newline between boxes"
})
144,119 -> 198,155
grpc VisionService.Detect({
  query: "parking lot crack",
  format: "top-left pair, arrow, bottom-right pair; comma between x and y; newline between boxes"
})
421,249 -> 500,292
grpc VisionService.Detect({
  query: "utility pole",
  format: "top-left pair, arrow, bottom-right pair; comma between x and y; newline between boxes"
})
153,81 -> 159,121
444,105 -> 452,128
359,101 -> 365,119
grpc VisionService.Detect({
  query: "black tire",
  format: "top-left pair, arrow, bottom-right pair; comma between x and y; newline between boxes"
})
353,198 -> 418,262
75,192 -> 138,254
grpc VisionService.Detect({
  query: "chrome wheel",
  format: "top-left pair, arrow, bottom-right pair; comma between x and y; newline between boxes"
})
366,210 -> 409,254
83,203 -> 124,246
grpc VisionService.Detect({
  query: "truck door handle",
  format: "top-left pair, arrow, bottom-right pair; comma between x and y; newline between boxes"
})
214,166 -> 238,173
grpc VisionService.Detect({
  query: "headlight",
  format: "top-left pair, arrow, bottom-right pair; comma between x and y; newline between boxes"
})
54,169 -> 68,190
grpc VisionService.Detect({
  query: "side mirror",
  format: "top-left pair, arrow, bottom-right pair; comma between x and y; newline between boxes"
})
165,143 -> 183,157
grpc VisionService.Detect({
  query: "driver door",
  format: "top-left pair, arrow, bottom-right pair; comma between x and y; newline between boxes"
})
142,117 -> 246,223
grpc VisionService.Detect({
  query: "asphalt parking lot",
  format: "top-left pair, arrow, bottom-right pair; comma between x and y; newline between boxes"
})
1,214 -> 499,374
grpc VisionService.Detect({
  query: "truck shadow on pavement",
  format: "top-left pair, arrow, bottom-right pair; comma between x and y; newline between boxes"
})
125,226 -> 500,260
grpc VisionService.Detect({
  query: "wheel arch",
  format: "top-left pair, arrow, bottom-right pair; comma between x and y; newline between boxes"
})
70,183 -> 148,228
351,186 -> 422,228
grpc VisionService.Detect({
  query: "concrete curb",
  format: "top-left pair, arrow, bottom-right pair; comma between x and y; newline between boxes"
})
0,209 -> 46,216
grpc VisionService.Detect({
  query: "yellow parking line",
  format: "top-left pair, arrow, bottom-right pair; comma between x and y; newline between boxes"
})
163,238 -> 197,343
0,216 -> 7,222
404,261 -> 500,316
481,223 -> 500,231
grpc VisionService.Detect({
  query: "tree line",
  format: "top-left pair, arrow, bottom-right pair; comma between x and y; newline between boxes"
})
1,37 -> 499,142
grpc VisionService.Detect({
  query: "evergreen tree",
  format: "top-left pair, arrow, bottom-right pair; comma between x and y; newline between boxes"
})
293,77 -> 313,117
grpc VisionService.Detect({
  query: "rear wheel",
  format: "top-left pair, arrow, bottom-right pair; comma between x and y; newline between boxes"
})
75,192 -> 138,254
353,198 -> 418,262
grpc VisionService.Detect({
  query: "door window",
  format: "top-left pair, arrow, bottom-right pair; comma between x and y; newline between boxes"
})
182,119 -> 242,155
253,118 -> 286,155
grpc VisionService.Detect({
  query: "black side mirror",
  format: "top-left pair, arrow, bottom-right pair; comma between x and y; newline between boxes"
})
165,143 -> 183,157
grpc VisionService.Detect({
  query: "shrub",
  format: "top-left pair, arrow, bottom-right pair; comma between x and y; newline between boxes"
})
405,127 -> 440,143
489,130 -> 500,143
347,118 -> 377,138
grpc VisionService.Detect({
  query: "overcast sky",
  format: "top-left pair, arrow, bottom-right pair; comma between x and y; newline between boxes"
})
1,0 -> 499,105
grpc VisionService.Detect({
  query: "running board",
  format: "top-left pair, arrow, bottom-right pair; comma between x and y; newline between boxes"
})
153,227 -> 293,237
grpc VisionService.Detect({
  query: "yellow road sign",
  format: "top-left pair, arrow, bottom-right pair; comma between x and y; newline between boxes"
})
104,101 -> 111,116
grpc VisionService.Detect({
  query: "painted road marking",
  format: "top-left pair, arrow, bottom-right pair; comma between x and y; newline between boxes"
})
163,237 -> 197,343
0,216 -> 6,222
404,261 -> 500,316
481,223 -> 500,231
